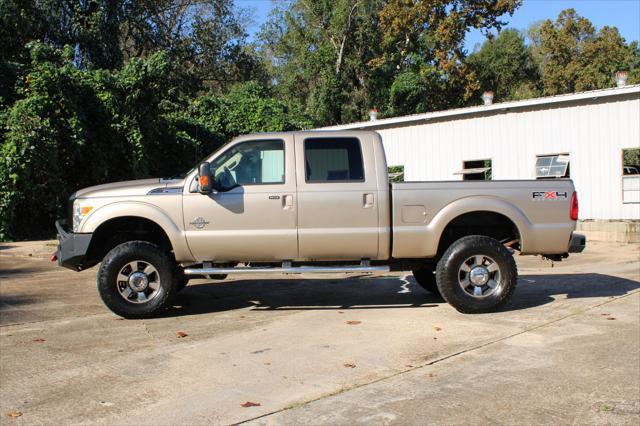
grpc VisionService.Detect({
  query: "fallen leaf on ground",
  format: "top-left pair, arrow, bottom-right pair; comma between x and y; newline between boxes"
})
433,337 -> 438,340
176,331 -> 188,338
346,320 -> 361,325
343,363 -> 356,368
32,338 -> 45,343
606,317 -> 616,320
241,401 -> 261,407
434,326 -> 442,331
6,410 -> 22,417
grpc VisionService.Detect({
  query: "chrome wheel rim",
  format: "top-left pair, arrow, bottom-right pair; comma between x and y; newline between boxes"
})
458,255 -> 502,298
116,260 -> 161,304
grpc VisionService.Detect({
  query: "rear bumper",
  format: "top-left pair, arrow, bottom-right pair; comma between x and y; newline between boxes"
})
569,232 -> 586,253
55,219 -> 93,271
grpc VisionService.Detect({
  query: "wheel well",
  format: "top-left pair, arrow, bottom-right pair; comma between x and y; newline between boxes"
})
86,217 -> 173,266
438,211 -> 520,255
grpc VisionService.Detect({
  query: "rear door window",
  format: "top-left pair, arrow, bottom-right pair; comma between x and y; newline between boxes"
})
304,137 -> 364,182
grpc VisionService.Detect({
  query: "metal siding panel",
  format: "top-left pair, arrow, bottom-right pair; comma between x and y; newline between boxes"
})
372,94 -> 639,219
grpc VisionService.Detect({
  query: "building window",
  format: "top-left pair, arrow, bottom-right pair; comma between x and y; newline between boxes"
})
304,137 -> 365,182
455,159 -> 492,181
622,148 -> 640,203
535,154 -> 570,179
388,165 -> 404,182
623,148 -> 639,175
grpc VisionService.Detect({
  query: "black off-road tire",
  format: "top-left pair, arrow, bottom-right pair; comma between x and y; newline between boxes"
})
412,267 -> 441,296
97,241 -> 178,319
436,235 -> 517,314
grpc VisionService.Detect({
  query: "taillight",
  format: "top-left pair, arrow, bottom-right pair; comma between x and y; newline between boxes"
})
570,191 -> 579,220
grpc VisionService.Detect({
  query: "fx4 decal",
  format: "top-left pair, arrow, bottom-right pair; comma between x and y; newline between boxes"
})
532,191 -> 568,201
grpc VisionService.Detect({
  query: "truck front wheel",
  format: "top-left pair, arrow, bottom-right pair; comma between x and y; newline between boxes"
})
97,241 -> 178,319
436,235 -> 517,314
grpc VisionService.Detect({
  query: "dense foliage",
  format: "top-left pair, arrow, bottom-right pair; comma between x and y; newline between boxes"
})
468,29 -> 540,100
0,42 -> 309,240
0,1 -> 638,240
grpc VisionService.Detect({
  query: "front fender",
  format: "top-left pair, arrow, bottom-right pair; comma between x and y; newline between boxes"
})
80,201 -> 193,262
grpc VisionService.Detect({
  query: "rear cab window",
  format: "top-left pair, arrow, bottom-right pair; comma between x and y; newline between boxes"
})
303,137 -> 365,183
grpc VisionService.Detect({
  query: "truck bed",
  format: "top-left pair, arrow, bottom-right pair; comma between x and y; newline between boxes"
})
390,179 -> 576,258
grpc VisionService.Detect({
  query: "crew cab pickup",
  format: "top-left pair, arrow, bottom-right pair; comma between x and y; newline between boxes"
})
55,131 -> 585,318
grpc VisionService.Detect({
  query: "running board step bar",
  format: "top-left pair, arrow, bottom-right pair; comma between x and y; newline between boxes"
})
183,261 -> 389,276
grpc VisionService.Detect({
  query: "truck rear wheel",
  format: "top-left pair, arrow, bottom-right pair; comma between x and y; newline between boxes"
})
412,268 -> 440,296
97,241 -> 178,319
436,235 -> 517,314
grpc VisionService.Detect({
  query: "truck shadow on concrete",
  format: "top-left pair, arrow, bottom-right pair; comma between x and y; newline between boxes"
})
505,273 -> 640,311
166,273 -> 639,317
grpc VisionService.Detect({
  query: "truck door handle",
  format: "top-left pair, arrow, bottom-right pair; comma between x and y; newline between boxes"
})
283,194 -> 294,210
363,193 -> 374,208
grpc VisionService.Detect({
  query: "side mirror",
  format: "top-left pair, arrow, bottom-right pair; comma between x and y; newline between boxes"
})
198,162 -> 212,193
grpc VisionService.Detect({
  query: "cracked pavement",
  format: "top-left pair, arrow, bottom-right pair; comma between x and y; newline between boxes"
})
1,241 -> 638,425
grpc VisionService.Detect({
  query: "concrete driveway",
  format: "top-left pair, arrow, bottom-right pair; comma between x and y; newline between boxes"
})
0,241 -> 638,425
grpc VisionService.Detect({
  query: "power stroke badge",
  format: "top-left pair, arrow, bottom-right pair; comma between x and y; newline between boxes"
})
189,217 -> 210,229
532,191 -> 568,201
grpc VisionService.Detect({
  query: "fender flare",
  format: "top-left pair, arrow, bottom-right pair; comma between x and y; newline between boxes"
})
428,196 -> 532,251
80,201 -> 193,261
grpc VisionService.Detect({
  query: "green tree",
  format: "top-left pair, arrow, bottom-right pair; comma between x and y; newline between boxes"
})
0,43 -> 309,240
188,82 -> 313,138
260,0 -> 383,125
533,9 -> 639,95
0,0 -> 264,94
261,0 -> 522,125
388,71 -> 427,115
120,0 -> 268,93
0,42 -> 128,240
576,27 -> 639,91
0,0 -> 124,69
468,29 -> 540,102
375,0 -> 521,111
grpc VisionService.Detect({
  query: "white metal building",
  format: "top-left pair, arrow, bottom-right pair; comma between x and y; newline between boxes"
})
322,85 -> 640,240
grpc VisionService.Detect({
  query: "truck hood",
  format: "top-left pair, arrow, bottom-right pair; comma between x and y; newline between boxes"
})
73,178 -> 184,199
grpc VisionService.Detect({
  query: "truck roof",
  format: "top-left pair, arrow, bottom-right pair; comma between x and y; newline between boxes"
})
231,129 -> 378,141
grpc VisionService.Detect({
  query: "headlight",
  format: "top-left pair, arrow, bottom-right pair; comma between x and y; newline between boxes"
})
72,200 -> 94,232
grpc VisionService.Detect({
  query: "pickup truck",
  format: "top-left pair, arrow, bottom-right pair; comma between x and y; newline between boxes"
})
55,130 -> 585,318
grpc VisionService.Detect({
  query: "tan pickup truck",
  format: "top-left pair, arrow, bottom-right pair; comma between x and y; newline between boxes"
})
55,131 -> 585,318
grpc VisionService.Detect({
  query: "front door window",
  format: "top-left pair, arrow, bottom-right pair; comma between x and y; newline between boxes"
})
210,140 -> 285,191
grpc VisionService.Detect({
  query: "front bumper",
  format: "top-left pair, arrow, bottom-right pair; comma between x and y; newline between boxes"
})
569,233 -> 586,253
55,219 -> 93,271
